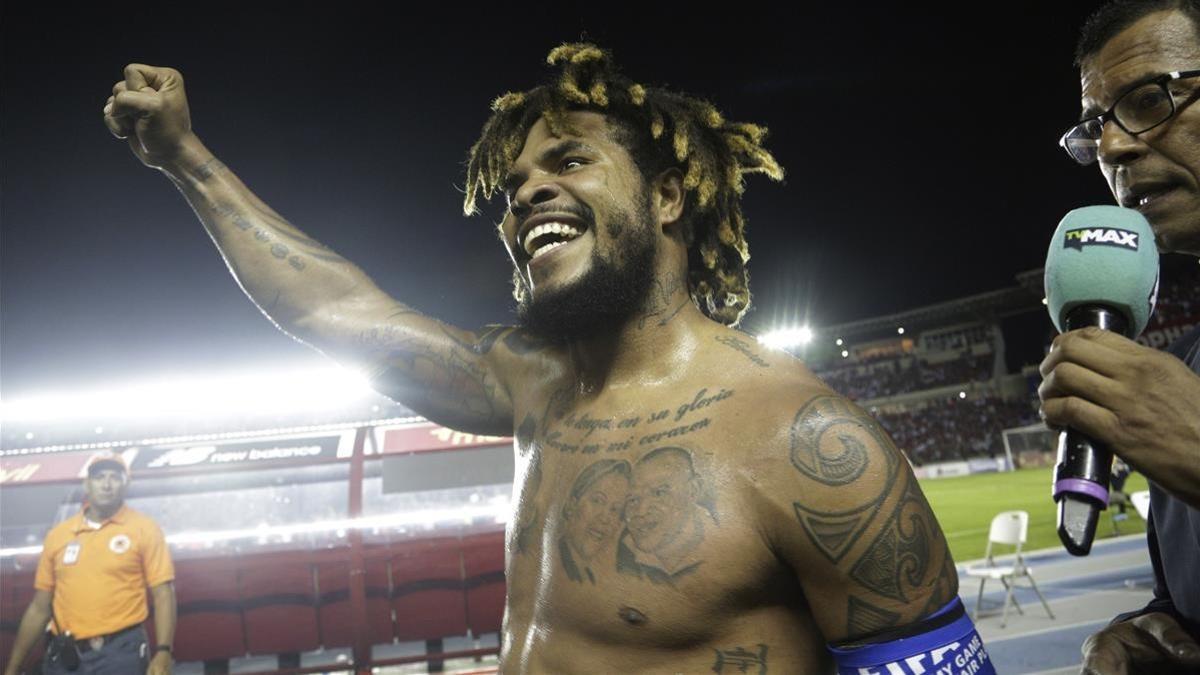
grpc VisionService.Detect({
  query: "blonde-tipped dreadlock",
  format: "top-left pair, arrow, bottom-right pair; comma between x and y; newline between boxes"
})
464,43 -> 784,327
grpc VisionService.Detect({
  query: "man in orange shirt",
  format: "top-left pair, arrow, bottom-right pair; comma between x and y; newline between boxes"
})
3,453 -> 176,675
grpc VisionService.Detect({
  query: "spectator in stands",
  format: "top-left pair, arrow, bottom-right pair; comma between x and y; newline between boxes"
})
1044,2 -> 1200,671
3,452 -> 176,675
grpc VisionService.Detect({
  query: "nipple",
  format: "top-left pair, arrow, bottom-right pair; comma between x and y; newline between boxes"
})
618,606 -> 648,626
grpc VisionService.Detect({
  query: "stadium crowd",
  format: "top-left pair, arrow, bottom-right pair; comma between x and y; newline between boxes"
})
874,394 -> 1038,465
815,352 -> 994,401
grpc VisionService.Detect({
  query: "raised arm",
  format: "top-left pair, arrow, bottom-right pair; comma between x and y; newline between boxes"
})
102,64 -> 530,434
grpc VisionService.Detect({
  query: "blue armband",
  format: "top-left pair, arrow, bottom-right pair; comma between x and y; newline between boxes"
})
828,598 -> 995,675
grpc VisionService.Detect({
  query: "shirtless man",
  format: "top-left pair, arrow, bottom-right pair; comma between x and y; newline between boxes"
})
103,43 -> 990,674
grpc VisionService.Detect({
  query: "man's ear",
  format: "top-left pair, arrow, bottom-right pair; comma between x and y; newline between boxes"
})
652,168 -> 685,231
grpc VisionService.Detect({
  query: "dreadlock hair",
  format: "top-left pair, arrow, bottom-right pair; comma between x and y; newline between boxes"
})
463,43 -> 784,327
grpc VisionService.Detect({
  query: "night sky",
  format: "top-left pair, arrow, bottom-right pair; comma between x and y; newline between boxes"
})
1,3 -> 1116,398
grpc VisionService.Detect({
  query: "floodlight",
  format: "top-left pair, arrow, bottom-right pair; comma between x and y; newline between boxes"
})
758,326 -> 815,350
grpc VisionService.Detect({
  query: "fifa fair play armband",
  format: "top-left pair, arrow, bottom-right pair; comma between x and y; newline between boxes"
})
828,598 -> 995,675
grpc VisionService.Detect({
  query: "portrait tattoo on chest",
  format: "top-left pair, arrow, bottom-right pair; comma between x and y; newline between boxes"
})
557,445 -> 718,587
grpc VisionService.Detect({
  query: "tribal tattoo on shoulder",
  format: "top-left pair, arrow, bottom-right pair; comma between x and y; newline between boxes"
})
787,395 -> 953,636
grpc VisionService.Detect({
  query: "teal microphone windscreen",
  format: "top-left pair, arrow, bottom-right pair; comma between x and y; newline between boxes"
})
1044,205 -> 1159,335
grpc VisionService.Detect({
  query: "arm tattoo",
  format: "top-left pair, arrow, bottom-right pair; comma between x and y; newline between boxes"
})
189,158 -> 227,183
788,395 -> 952,634
846,595 -> 901,636
369,336 -> 501,424
790,396 -> 881,487
848,477 -> 933,603
208,199 -> 349,273
439,325 -> 553,359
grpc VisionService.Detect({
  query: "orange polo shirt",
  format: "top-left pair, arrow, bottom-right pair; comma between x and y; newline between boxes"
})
35,505 -> 174,639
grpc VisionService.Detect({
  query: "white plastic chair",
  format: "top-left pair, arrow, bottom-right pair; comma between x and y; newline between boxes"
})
1131,490 -> 1151,521
964,510 -> 1054,628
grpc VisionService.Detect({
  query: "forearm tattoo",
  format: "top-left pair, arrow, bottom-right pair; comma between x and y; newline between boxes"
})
207,196 -> 347,274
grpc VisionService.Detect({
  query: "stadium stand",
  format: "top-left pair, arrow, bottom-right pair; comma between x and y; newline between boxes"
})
814,350 -> 995,401
802,261 -> 1199,467
240,558 -> 323,659
391,537 -> 469,643
875,395 -> 1038,465
173,559 -> 247,663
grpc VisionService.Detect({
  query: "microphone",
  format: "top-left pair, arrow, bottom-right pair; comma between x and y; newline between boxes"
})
1044,205 -> 1158,556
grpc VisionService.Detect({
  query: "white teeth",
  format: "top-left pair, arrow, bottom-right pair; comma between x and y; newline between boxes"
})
523,222 -> 583,256
531,240 -> 568,259
1139,196 -> 1151,207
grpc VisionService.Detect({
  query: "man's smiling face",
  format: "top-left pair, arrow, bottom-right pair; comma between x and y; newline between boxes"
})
500,111 -> 660,340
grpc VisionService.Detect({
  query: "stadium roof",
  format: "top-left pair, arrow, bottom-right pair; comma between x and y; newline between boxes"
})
824,275 -> 1044,341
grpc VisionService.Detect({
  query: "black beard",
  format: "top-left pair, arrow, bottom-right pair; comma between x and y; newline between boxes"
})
517,209 -> 657,342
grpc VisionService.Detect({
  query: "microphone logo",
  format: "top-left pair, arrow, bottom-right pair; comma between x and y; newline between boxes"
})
1063,227 -> 1140,251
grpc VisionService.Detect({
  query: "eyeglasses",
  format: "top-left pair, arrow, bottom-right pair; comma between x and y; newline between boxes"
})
1059,69 -> 1200,165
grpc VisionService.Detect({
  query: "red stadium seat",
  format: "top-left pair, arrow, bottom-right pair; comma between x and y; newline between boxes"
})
316,557 -> 394,648
461,531 -> 506,636
0,569 -> 37,669
239,559 -> 321,656
392,537 -> 468,641
173,560 -> 246,662
364,556 -> 394,644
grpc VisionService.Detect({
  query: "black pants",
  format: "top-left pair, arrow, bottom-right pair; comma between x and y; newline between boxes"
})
43,626 -> 149,675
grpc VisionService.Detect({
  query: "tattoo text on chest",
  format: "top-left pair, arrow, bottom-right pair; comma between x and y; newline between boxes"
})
542,387 -> 734,454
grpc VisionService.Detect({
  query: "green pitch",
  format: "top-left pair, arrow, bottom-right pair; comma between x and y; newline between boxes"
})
920,466 -> 1150,562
